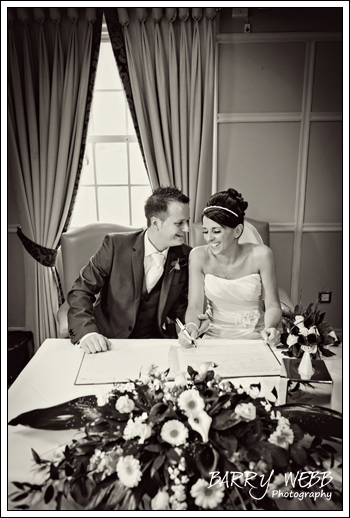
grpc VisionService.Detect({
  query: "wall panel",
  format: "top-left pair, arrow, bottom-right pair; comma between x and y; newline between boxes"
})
304,121 -> 342,224
217,122 -> 299,223
312,41 -> 343,113
270,232 -> 294,297
299,232 -> 342,329
218,42 -> 305,113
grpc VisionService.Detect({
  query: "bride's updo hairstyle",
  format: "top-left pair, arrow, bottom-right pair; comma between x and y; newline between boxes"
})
202,188 -> 248,229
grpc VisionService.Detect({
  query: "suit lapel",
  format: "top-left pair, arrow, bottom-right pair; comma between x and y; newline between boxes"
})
157,246 -> 185,325
132,231 -> 146,309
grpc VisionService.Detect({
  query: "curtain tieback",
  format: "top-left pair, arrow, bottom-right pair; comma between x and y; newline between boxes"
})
17,227 -> 58,267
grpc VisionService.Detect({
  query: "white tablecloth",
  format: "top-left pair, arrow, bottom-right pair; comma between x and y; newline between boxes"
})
7,339 -> 342,510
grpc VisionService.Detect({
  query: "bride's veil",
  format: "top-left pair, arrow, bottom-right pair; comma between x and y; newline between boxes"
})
238,220 -> 264,245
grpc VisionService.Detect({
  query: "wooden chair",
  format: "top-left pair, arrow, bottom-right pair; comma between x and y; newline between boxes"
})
56,223 -> 143,338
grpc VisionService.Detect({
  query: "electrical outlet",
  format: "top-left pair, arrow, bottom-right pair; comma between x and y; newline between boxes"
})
319,291 -> 332,303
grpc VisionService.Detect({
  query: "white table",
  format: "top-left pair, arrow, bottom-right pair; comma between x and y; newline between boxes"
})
8,339 -> 342,510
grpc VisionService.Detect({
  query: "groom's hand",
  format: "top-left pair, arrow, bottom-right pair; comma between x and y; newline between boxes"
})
80,333 -> 112,354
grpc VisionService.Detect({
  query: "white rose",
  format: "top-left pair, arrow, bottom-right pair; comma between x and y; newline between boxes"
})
286,334 -> 298,346
298,326 -> 309,336
234,402 -> 256,421
151,489 -> 170,510
115,395 -> 135,413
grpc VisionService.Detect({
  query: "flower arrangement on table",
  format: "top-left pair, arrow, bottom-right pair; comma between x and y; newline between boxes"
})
9,364 -> 342,511
278,295 -> 340,360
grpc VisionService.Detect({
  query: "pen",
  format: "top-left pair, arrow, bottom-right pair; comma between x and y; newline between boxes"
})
175,318 -> 197,347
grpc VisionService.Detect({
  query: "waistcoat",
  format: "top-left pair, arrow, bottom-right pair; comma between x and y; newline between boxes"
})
129,275 -> 163,338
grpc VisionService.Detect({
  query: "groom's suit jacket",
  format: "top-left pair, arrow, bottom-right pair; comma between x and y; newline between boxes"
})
67,230 -> 191,344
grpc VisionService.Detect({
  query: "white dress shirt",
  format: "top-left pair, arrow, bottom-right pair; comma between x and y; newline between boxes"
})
77,231 -> 168,347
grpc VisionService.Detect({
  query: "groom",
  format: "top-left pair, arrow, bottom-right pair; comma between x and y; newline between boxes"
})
67,186 -> 203,354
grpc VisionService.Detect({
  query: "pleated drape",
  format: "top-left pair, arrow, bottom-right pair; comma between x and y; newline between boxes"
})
105,7 -> 218,223
8,7 -> 103,351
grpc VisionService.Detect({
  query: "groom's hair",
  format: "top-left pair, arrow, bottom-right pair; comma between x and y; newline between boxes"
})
145,186 -> 189,227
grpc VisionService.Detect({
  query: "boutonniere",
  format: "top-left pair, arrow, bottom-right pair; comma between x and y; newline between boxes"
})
169,257 -> 188,274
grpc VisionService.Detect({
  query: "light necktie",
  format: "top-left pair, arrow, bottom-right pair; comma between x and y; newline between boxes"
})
146,252 -> 166,292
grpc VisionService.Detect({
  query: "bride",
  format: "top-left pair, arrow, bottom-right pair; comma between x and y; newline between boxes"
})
179,188 -> 282,347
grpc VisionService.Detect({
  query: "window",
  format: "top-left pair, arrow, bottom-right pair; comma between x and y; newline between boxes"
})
70,23 -> 151,229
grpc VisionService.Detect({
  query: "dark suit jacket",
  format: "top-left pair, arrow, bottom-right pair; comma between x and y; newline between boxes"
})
67,230 -> 191,344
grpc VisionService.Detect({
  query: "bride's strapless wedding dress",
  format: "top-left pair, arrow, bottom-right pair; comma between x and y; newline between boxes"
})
203,273 -> 264,340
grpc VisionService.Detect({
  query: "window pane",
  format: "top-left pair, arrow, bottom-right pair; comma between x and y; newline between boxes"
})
129,143 -> 149,184
70,186 -> 97,227
131,186 -> 152,227
98,187 -> 130,225
94,42 -> 122,90
95,143 -> 128,184
80,143 -> 95,185
90,92 -> 127,135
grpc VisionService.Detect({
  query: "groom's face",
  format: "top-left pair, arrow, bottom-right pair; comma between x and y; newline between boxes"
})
156,201 -> 190,249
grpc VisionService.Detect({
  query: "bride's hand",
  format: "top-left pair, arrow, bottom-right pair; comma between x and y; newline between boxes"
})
197,313 -> 210,336
178,329 -> 197,348
261,327 -> 281,346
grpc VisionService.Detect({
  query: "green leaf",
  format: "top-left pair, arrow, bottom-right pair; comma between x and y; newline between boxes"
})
290,442 -> 308,466
31,448 -> 41,464
150,454 -> 165,478
290,422 -> 304,441
214,432 -> 237,458
166,448 -> 181,462
44,484 -> 54,504
148,402 -> 175,423
211,409 -> 241,430
12,482 -> 25,490
50,463 -> 59,480
262,442 -> 289,469
143,443 -> 163,453
321,443 -> 338,454
11,492 -> 29,502
316,447 -> 330,459
311,436 -> 323,448
65,463 -> 74,477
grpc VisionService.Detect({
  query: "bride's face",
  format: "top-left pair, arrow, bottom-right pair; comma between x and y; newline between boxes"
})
202,216 -> 236,255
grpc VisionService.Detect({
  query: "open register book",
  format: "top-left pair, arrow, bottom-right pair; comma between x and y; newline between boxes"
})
75,339 -> 282,385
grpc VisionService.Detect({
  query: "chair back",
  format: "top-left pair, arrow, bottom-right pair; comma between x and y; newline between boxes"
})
57,222 -> 143,298
189,217 -> 270,248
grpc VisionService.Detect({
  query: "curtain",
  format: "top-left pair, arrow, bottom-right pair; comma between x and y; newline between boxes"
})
104,7 -> 218,224
8,7 -> 103,352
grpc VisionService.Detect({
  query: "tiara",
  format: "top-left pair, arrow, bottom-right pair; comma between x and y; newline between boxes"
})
203,206 -> 238,218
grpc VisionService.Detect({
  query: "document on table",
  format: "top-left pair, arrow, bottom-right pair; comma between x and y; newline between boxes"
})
173,339 -> 282,378
75,340 -> 175,385
75,339 -> 282,384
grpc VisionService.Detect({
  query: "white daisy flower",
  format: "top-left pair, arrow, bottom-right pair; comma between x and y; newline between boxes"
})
116,455 -> 142,488
160,420 -> 189,446
190,478 -> 225,509
177,389 -> 205,416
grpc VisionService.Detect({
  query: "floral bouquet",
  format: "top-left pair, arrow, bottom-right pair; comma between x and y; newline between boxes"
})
9,364 -> 342,511
278,295 -> 340,360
